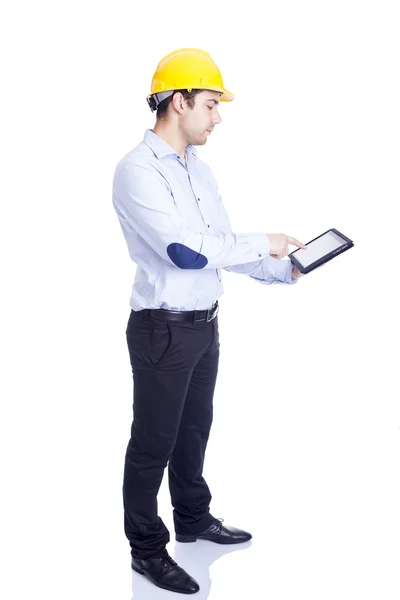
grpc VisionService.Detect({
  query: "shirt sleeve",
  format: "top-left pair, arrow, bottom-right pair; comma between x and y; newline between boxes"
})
225,255 -> 298,285
112,162 -> 271,270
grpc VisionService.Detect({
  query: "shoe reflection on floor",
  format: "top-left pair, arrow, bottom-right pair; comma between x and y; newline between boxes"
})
130,538 -> 252,599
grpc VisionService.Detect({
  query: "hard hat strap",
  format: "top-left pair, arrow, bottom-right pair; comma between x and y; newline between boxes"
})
147,90 -> 175,112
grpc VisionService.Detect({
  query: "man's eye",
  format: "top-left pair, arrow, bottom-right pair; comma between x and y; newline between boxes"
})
208,106 -> 214,110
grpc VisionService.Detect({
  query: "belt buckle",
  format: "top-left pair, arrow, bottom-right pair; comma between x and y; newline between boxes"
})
206,303 -> 219,322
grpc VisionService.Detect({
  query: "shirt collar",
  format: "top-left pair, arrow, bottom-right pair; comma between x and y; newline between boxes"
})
143,129 -> 197,162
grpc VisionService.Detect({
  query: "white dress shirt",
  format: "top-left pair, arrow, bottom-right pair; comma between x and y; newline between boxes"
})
112,129 -> 296,311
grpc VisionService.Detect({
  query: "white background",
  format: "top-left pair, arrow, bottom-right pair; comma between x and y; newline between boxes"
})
1,1 -> 399,599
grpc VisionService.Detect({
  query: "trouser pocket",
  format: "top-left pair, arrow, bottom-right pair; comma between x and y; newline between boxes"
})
147,321 -> 172,368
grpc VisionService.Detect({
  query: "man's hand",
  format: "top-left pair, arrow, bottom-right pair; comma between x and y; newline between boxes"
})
267,233 -> 307,259
291,265 -> 304,279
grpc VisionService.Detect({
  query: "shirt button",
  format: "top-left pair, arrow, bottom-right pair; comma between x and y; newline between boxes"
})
197,197 -> 200,201
258,253 -> 262,257
207,224 -> 210,228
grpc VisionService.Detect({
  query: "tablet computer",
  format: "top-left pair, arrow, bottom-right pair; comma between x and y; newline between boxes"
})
289,228 -> 354,274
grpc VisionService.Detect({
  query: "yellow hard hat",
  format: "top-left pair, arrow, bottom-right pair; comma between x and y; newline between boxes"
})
147,48 -> 234,112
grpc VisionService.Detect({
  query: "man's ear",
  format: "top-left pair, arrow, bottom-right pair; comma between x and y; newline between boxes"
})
172,92 -> 186,115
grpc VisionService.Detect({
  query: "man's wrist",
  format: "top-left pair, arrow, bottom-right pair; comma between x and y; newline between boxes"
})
291,266 -> 304,279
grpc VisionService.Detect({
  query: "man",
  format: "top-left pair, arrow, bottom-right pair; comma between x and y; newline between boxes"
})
112,47 -> 306,595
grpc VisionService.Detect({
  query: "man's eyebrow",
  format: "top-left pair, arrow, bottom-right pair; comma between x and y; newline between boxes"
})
207,99 -> 220,105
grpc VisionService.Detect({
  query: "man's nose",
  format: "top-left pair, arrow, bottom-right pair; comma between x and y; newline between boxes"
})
213,109 -> 222,125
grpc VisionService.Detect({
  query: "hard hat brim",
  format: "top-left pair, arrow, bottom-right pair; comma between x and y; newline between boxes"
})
205,86 -> 234,102
220,89 -> 235,102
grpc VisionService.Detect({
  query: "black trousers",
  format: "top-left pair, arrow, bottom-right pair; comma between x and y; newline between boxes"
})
123,308 -> 220,559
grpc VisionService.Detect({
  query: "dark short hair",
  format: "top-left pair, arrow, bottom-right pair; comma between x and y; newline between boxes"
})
156,89 -> 205,119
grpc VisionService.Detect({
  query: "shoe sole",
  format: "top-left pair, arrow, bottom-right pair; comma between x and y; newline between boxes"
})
131,562 -> 199,594
175,533 -> 252,544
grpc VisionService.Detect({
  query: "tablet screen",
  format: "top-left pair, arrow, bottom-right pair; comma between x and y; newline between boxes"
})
293,231 -> 345,267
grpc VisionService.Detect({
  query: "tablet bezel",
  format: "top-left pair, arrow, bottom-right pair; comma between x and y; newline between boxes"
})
289,228 -> 354,274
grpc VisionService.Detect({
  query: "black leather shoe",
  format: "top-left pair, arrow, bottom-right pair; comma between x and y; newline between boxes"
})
176,518 -> 252,544
131,554 -> 200,594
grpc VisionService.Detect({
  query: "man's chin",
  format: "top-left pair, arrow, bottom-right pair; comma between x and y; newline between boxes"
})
188,135 -> 208,147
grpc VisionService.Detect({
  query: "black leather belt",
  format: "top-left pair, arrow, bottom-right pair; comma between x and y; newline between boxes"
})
140,301 -> 219,323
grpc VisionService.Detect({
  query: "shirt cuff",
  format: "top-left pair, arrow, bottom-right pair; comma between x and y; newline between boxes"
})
277,259 -> 298,284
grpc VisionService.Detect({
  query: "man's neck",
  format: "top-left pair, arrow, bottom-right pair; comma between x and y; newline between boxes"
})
152,123 -> 187,162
